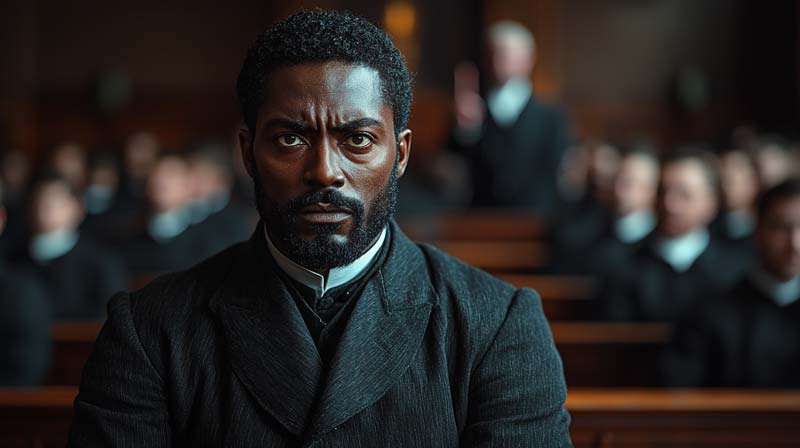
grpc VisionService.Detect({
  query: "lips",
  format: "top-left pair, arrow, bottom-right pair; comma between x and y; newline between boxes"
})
297,202 -> 353,224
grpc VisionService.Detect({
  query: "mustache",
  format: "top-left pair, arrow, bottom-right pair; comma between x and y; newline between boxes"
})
286,189 -> 365,216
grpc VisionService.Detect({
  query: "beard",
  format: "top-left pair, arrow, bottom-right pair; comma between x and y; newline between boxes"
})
254,159 -> 398,270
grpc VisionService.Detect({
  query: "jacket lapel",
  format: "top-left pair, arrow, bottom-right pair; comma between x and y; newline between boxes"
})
308,223 -> 438,437
211,228 -> 324,436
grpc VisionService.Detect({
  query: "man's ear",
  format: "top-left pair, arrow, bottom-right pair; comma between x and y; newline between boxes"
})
238,126 -> 256,179
396,129 -> 412,178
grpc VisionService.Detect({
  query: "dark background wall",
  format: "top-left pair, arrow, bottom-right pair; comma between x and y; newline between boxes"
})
0,0 -> 797,158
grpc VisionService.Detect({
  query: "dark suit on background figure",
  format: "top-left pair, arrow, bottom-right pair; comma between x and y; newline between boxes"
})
451,21 -> 570,217
665,178 -> 800,387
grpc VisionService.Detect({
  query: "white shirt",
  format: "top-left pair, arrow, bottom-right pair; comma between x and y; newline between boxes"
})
30,229 -> 79,264
750,268 -> 800,307
487,77 -> 532,127
615,210 -> 656,244
653,229 -> 710,272
264,225 -> 387,299
148,209 -> 191,243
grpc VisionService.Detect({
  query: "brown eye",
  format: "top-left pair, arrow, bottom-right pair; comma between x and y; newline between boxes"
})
276,134 -> 304,147
345,133 -> 373,149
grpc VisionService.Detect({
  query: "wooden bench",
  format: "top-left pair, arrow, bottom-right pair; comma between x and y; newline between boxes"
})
45,321 -> 671,387
399,211 -> 548,241
568,388 -> 800,447
428,239 -> 551,273
3,387 -> 799,447
498,274 -> 597,320
554,322 -> 672,387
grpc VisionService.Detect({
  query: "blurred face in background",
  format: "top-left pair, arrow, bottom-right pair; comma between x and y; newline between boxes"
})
614,153 -> 659,217
1,150 -> 31,196
189,158 -> 230,201
588,143 -> 621,205
50,142 -> 88,191
756,196 -> 800,280
657,159 -> 719,237
30,180 -> 84,234
125,132 -> 160,182
755,143 -> 794,189
488,34 -> 534,86
146,157 -> 190,213
719,150 -> 760,212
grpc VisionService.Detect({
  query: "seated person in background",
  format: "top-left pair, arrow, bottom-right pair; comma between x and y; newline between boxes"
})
582,145 -> 659,276
80,152 -> 129,245
753,135 -> 796,189
451,21 -> 570,215
0,180 -> 51,386
185,141 -> 254,258
551,140 -> 620,273
14,173 -> 126,320
665,179 -> 800,387
122,154 -> 205,278
599,148 -> 750,321
712,146 -> 760,256
47,141 -> 89,193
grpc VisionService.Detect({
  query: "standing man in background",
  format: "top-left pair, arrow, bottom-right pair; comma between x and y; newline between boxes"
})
452,21 -> 571,216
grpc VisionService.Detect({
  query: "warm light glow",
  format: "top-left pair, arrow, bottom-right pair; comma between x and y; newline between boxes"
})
384,1 -> 416,39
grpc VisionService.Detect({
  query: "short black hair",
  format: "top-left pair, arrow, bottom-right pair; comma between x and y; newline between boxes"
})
757,178 -> 800,219
236,10 -> 412,137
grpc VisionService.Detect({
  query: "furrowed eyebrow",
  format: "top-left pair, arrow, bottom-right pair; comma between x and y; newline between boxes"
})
262,118 -> 308,132
331,118 -> 383,133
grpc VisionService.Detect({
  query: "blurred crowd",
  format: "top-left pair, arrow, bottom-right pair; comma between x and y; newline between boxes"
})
2,19 -> 799,390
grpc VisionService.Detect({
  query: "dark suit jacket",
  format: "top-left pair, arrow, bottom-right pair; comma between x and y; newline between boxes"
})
69,222 -> 572,447
14,235 -> 128,320
456,96 -> 570,216
664,276 -> 800,387
599,235 -> 750,322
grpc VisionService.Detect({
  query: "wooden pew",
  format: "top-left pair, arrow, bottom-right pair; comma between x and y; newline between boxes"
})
0,387 -> 74,447
429,239 -> 550,273
3,387 -> 799,447
399,210 -> 548,242
568,388 -> 800,447
46,321 -> 670,387
553,322 -> 672,387
498,274 -> 597,320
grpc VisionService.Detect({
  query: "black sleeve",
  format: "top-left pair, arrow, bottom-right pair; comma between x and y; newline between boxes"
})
460,288 -> 572,447
68,292 -> 171,447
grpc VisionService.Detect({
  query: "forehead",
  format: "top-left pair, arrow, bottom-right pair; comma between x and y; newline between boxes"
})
662,159 -> 711,187
260,61 -> 390,125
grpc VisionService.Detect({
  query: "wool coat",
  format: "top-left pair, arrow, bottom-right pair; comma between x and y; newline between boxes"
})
68,222 -> 572,447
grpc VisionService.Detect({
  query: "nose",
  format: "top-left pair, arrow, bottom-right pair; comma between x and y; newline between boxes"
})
303,139 -> 345,189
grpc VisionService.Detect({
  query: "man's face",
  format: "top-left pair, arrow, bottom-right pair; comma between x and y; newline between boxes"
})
614,154 -> 658,217
239,61 -> 411,270
719,151 -> 759,211
488,35 -> 534,86
657,159 -> 718,237
756,196 -> 800,280
30,182 -> 83,234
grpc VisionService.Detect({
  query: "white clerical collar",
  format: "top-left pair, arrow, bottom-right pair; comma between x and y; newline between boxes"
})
725,209 -> 755,239
30,229 -> 79,264
615,210 -> 656,244
264,225 -> 387,298
148,209 -> 190,243
750,268 -> 800,307
487,77 -> 532,127
654,229 -> 710,272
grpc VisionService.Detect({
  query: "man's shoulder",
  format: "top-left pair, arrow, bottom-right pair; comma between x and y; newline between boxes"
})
413,241 -> 529,317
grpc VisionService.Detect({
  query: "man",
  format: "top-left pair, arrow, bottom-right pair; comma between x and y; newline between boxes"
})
184,141 -> 254,259
582,146 -> 659,277
0,180 -> 51,386
69,11 -> 571,446
665,179 -> 800,387
15,173 -> 127,320
452,21 -> 570,215
121,154 -> 207,278
600,149 -> 749,321
711,146 -> 760,259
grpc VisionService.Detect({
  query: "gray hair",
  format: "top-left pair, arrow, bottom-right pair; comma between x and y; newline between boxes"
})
488,21 -> 536,54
